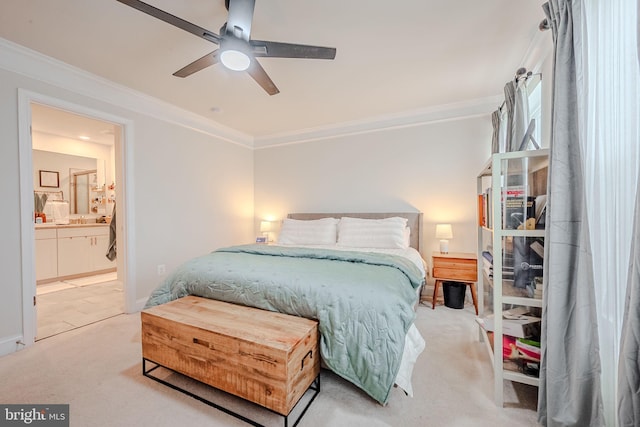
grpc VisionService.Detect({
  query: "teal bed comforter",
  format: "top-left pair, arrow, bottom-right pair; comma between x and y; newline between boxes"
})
145,244 -> 425,404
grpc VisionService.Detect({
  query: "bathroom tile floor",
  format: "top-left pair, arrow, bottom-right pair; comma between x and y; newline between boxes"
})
36,272 -> 123,340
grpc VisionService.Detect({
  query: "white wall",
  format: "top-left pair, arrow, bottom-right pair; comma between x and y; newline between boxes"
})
254,116 -> 493,260
0,69 -> 26,352
0,65 -> 254,354
130,113 -> 254,296
32,149 -> 97,195
33,131 -> 114,188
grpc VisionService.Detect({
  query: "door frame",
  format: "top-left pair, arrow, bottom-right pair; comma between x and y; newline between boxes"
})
18,89 -> 137,346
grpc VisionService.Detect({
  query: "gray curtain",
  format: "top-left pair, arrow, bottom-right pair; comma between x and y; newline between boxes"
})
617,8 -> 640,426
538,1 -> 605,426
491,110 -> 501,153
513,79 -> 530,150
503,81 -> 516,151
618,188 -> 640,426
504,79 -> 530,152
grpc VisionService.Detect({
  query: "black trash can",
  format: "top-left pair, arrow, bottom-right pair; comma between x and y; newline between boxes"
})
443,281 -> 466,309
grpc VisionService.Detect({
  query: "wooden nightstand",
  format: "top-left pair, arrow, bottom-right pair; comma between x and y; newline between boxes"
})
431,251 -> 478,315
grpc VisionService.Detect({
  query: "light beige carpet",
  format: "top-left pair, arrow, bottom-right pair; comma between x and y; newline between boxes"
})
0,301 -> 540,426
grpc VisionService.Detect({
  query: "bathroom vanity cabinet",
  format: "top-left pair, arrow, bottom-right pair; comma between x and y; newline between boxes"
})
35,224 -> 115,283
35,228 -> 58,281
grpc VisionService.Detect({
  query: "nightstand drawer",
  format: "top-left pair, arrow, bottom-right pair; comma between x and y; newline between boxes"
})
432,257 -> 477,270
433,267 -> 477,282
431,252 -> 477,282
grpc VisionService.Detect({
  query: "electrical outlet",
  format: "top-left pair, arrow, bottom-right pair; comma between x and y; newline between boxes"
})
157,264 -> 166,275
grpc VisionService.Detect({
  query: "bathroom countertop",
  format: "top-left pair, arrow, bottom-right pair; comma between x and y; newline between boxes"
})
35,222 -> 110,229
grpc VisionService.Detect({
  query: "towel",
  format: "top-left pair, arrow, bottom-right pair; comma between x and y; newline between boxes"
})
34,192 -> 48,212
106,203 -> 117,261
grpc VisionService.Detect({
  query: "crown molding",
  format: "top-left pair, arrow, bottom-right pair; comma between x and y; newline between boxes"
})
1,37 -> 525,151
0,37 -> 253,149
519,25 -> 553,74
254,30 -> 551,150
253,96 -> 502,149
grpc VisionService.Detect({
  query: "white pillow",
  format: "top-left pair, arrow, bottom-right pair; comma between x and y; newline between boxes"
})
277,217 -> 339,245
337,217 -> 409,249
403,226 -> 411,247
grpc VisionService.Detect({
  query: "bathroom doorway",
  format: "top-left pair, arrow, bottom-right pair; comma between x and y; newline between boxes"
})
30,102 -> 124,340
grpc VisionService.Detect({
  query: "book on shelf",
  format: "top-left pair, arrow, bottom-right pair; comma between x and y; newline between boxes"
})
480,186 -> 544,230
482,257 -> 493,278
505,336 -> 541,377
503,185 -> 526,197
478,188 -> 493,228
503,335 -> 541,362
478,194 -> 485,227
534,194 -> 547,230
516,338 -> 541,362
504,195 -> 536,230
481,249 -> 522,282
478,319 -> 541,377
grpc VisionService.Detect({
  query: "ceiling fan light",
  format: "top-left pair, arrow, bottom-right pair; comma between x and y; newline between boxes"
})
220,49 -> 251,71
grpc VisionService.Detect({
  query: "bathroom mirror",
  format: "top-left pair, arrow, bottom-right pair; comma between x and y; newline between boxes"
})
33,149 -> 112,216
70,169 -> 97,215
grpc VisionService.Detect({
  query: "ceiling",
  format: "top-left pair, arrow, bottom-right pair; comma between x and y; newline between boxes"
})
1,0 -> 547,141
31,103 -> 118,146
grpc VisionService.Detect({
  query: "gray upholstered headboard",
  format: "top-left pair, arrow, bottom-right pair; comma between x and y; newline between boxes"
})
287,212 -> 424,253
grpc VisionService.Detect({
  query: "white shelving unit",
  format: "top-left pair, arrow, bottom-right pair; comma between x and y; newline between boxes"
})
476,148 -> 549,406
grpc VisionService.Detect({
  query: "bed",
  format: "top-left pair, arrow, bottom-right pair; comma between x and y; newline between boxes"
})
145,212 -> 426,405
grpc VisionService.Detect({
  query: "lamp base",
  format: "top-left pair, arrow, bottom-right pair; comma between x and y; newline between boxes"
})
439,239 -> 449,254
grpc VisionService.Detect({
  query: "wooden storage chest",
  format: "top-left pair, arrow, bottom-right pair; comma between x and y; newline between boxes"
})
141,296 -> 320,416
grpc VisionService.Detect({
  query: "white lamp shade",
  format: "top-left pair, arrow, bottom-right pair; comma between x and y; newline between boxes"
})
436,223 -> 452,253
260,221 -> 272,232
435,224 -> 453,239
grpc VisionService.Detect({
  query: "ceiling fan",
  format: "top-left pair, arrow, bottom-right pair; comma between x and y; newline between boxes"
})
116,0 -> 337,95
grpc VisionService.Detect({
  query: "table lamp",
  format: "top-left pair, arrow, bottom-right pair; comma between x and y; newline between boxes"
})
260,220 -> 273,242
435,224 -> 453,254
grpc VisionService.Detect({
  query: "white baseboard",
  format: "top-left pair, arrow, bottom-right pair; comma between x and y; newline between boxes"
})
0,334 -> 26,357
133,297 -> 148,313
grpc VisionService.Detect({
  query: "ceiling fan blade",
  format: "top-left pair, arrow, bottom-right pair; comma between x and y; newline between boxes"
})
246,60 -> 280,95
116,0 -> 220,44
224,0 -> 255,41
173,50 -> 220,78
250,40 -> 336,60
